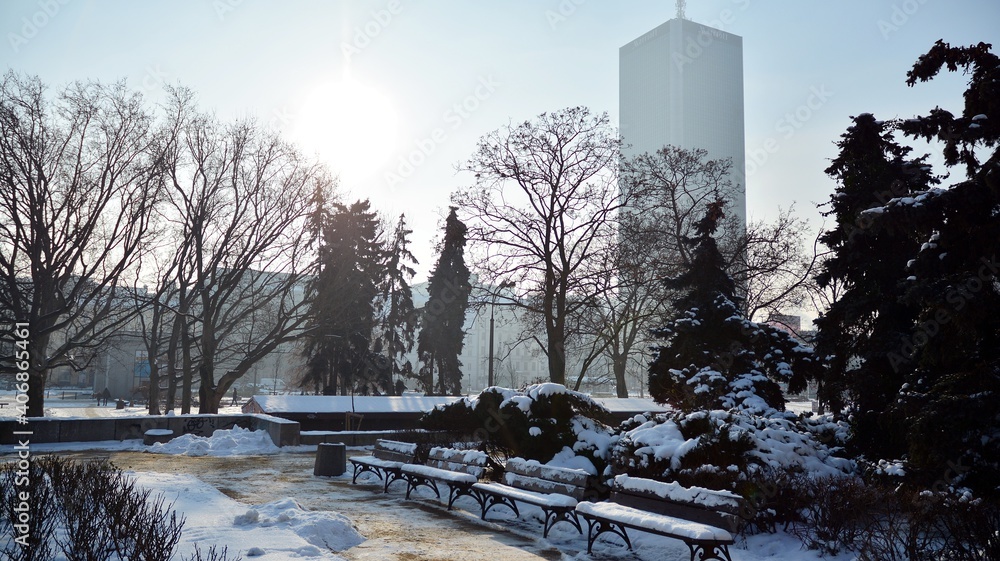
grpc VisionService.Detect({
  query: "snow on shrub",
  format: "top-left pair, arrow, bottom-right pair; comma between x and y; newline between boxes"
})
611,407 -> 854,492
421,383 -> 617,475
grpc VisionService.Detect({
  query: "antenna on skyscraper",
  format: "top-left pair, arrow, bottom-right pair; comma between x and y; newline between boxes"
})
676,0 -> 686,20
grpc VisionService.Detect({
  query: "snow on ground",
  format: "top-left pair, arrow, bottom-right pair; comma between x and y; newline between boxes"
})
2,428 -> 858,561
132,471 -> 361,560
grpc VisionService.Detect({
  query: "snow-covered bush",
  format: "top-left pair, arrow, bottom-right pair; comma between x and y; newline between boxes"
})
421,383 -> 617,476
611,408 -> 854,496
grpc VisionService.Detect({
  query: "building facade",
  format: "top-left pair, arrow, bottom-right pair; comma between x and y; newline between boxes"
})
620,17 -> 747,226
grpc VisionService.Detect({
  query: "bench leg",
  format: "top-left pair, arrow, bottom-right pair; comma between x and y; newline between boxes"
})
542,508 -> 582,538
350,463 -> 382,486
384,469 -> 407,493
582,517 -> 631,554
688,543 -> 732,561
447,484 -> 484,511
404,474 -> 440,500
480,492 -> 519,521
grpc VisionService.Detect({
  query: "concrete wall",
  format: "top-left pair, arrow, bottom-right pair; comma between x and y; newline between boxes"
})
0,413 -> 300,447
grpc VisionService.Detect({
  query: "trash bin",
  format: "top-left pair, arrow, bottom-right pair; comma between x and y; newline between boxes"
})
314,442 -> 347,477
143,429 -> 174,445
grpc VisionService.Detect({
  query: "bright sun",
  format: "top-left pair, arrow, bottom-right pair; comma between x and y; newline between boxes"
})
290,77 -> 398,187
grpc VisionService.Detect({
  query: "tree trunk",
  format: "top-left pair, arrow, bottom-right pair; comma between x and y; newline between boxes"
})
25,368 -> 47,418
147,363 -> 162,416
199,363 -> 217,414
181,327 -> 194,414
24,331 -> 53,418
547,333 -> 566,386
613,355 -> 630,398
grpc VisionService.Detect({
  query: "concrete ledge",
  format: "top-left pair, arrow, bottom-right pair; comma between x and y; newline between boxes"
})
250,414 -> 300,447
0,414 -> 301,447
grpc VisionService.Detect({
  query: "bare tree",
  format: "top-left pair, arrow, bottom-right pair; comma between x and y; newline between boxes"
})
565,146 -> 735,397
0,73 -> 162,417
562,145 -> 821,397
453,107 -> 625,386
158,88 -> 332,413
726,206 -> 822,325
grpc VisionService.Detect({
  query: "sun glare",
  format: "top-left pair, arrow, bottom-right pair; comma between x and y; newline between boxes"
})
291,77 -> 398,187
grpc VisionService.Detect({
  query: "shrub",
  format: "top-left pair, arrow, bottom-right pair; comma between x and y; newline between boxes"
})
422,383 -> 617,475
781,478 -> 1000,560
0,457 -> 240,561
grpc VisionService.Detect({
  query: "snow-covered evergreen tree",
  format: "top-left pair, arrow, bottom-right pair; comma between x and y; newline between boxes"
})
648,201 -> 820,415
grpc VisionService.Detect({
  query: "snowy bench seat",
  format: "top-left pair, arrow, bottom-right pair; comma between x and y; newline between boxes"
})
401,447 -> 488,509
471,457 -> 592,537
575,474 -> 746,561
348,439 -> 418,493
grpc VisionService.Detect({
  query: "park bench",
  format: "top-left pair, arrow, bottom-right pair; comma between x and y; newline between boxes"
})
575,474 -> 746,561
472,457 -> 592,537
400,447 -> 488,510
348,439 -> 418,493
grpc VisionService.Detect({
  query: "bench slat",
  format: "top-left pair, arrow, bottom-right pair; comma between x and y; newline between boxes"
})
577,500 -> 734,543
503,472 -> 585,499
611,490 -> 741,533
505,458 -> 591,486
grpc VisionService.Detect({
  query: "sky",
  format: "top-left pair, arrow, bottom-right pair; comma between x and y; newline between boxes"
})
2,0 -> 998,283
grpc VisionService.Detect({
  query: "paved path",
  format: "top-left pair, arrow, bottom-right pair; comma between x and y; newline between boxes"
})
56,450 -> 592,561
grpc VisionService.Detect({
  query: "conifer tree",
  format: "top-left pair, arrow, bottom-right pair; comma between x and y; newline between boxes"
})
417,207 -> 472,395
302,199 -> 385,395
648,201 -> 819,415
377,214 -> 418,395
881,41 -> 1000,492
811,113 -> 934,458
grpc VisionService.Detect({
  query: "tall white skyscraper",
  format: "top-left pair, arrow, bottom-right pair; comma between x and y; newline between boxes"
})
620,17 -> 746,226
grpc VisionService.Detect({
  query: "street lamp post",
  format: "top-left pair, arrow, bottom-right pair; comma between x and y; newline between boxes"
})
487,281 -> 515,389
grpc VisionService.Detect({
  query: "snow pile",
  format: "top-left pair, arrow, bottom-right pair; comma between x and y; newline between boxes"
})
147,426 -> 281,456
132,472 -> 355,560
234,498 -> 365,553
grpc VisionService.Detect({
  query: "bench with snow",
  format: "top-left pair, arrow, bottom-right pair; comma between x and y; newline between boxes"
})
471,457 -> 592,537
575,474 -> 746,561
348,439 -> 418,493
400,447 -> 488,510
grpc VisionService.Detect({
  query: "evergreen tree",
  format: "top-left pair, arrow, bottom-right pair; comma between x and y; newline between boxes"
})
417,207 -> 472,395
377,214 -> 418,395
302,199 -> 385,395
648,201 -> 819,415
811,113 -> 934,458
880,41 -> 1000,492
